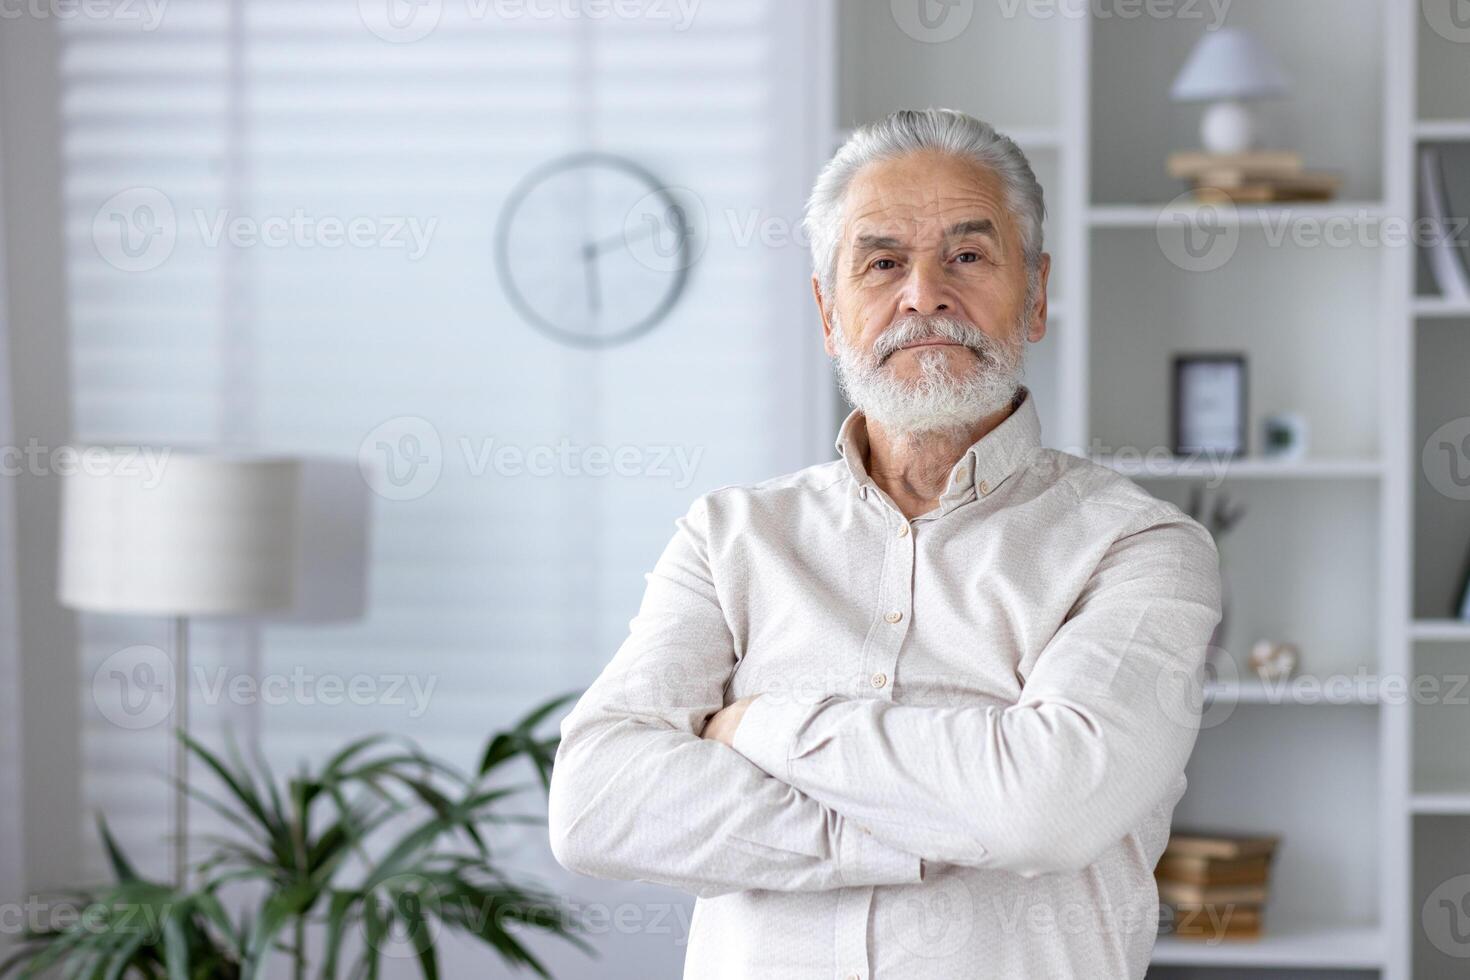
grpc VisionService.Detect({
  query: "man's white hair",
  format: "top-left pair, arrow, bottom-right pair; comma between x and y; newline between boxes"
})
803,107 -> 1047,297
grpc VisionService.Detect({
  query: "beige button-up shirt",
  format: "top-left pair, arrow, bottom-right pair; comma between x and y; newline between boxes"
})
548,386 -> 1222,979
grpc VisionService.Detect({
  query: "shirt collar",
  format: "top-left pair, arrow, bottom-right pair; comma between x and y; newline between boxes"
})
835,385 -> 1042,509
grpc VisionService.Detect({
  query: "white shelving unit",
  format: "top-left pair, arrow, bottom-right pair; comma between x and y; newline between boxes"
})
833,2 -> 1470,977
1088,201 -> 1388,228
1152,925 -> 1385,971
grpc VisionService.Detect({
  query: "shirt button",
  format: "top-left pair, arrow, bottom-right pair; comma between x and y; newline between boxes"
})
979,479 -> 991,495
897,522 -> 909,537
885,610 -> 903,624
871,672 -> 888,689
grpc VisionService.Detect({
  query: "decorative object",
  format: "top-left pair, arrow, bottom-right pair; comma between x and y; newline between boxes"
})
1418,146 -> 1470,302
58,451 -> 303,888
1261,412 -> 1309,460
1170,28 -> 1289,155
0,697 -> 586,979
1249,640 -> 1300,682
1187,485 -> 1247,652
495,152 -> 697,348
1167,149 -> 1340,203
1173,353 -> 1247,458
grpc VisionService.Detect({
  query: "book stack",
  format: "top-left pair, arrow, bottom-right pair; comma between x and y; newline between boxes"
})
1156,830 -> 1280,942
1167,151 -> 1341,204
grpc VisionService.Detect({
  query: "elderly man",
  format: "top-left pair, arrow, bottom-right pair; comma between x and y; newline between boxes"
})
547,108 -> 1222,979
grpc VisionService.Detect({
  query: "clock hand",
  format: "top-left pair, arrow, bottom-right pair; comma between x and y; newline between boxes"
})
583,220 -> 659,259
581,242 -> 602,315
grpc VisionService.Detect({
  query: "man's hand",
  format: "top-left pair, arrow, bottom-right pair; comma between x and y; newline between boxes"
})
701,695 -> 760,747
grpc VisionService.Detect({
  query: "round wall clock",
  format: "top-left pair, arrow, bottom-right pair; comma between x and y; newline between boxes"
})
494,152 -> 698,349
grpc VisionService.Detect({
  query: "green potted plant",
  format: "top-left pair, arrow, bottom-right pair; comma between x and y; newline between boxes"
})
1,694 -> 588,979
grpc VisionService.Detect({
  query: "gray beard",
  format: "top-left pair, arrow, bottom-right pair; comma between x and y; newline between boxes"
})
829,310 -> 1027,440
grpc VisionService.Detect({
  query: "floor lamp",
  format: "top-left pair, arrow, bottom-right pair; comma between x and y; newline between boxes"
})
58,451 -> 301,888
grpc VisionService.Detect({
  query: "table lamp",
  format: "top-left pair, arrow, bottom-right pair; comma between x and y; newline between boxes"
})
1171,27 -> 1289,155
58,450 -> 301,887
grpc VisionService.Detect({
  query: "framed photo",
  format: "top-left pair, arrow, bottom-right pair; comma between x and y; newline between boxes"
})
1172,353 -> 1247,457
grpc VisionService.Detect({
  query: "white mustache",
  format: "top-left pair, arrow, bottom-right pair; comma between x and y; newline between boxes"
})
873,315 -> 993,364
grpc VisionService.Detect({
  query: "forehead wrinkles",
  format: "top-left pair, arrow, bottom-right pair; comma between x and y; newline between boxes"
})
842,177 -> 1012,251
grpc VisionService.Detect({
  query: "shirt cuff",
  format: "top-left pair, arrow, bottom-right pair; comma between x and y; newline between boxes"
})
730,693 -> 816,782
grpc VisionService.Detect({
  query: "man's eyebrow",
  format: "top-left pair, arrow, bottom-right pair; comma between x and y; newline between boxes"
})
851,233 -> 904,254
946,218 -> 997,240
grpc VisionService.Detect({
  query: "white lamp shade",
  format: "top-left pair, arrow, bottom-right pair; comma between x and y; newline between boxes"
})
1171,28 -> 1289,102
58,451 -> 301,616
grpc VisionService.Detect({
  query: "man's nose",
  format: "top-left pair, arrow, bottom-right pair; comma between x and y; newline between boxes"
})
898,258 -> 951,315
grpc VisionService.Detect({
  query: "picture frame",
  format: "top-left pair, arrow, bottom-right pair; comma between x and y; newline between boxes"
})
1172,353 -> 1248,458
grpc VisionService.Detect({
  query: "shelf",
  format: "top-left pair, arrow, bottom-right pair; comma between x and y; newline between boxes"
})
1412,297 -> 1470,318
1411,619 -> 1470,642
1090,201 -> 1387,229
1093,456 -> 1383,481
1416,119 -> 1470,141
1151,923 -> 1382,969
1205,675 -> 1380,706
1412,792 -> 1470,815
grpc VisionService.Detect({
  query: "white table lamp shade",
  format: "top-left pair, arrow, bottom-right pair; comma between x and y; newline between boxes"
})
59,451 -> 301,616
1170,27 -> 1289,102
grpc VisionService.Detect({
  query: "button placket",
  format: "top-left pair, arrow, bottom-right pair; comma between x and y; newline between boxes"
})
867,506 -> 913,705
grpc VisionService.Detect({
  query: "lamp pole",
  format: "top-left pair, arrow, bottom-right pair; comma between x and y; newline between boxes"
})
172,615 -> 189,890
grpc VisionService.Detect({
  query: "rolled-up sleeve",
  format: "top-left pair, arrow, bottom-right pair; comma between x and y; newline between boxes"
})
730,512 -> 1222,878
547,494 -> 924,898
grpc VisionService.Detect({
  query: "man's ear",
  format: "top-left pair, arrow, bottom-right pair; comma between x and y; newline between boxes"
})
813,275 -> 837,357
1028,253 -> 1051,344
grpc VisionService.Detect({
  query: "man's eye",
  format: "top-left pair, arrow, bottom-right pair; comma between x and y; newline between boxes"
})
872,258 -> 897,271
955,251 -> 984,264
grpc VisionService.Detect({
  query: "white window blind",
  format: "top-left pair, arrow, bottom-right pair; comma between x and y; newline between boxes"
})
59,0 -> 831,973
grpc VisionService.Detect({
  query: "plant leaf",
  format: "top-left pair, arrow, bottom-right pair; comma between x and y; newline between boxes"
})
95,816 -> 138,883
